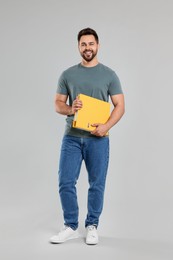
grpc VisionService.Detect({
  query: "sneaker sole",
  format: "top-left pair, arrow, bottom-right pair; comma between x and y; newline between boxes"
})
86,239 -> 98,245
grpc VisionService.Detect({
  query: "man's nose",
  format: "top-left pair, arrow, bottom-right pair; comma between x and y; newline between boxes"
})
85,44 -> 91,50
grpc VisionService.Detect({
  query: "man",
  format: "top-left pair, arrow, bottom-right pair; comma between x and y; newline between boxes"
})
50,28 -> 125,245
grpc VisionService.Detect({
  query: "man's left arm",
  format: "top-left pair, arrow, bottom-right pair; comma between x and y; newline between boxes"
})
91,94 -> 125,137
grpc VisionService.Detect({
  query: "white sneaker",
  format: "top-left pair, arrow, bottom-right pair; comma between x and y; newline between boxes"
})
86,225 -> 99,245
50,226 -> 79,244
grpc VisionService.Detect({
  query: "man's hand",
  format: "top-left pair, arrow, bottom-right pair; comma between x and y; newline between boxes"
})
90,123 -> 109,137
72,96 -> 83,114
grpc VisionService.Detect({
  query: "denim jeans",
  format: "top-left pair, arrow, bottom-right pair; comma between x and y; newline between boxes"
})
58,135 -> 109,230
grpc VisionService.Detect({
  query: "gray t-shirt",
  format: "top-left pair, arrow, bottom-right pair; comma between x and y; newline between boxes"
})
56,63 -> 123,137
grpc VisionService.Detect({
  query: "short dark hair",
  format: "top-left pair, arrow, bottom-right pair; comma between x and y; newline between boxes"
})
77,28 -> 99,43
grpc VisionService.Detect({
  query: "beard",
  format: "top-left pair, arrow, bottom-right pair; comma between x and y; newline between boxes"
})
81,50 -> 97,62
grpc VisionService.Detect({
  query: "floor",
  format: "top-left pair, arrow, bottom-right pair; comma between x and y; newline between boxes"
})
1,221 -> 173,260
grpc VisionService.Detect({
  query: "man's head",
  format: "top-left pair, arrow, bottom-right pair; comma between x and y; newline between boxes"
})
78,28 -> 99,63
78,28 -> 99,43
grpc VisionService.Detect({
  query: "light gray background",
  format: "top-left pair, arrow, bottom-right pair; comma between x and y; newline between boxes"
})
0,0 -> 173,259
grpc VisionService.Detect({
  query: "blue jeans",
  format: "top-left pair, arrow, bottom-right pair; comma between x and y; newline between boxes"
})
58,135 -> 109,230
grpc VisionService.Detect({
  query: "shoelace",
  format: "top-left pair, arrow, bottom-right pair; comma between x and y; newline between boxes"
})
87,225 -> 96,231
61,225 -> 70,232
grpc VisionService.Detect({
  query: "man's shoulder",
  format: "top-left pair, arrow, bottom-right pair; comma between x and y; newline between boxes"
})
99,63 -> 115,73
62,64 -> 80,75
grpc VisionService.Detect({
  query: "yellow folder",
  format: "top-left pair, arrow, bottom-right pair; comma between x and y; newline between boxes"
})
72,94 -> 111,132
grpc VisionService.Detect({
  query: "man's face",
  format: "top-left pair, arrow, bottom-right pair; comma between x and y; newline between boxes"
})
78,35 -> 99,62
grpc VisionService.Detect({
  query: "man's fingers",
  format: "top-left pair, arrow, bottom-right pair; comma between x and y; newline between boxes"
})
73,97 -> 83,110
91,123 -> 100,127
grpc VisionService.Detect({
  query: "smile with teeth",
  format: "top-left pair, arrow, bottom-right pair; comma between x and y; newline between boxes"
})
84,51 -> 92,55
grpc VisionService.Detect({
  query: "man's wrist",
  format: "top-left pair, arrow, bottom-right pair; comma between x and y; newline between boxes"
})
67,107 -> 73,116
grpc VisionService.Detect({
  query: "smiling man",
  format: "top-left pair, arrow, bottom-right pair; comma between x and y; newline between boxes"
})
50,28 -> 125,245
80,36 -> 98,62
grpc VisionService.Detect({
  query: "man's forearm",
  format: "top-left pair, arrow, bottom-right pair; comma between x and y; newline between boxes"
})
105,104 -> 125,130
55,101 -> 73,116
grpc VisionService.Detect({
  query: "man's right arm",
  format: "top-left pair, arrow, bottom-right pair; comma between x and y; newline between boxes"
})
54,93 -> 82,116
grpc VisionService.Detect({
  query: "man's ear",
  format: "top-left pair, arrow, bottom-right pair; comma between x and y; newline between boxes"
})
78,43 -> 80,51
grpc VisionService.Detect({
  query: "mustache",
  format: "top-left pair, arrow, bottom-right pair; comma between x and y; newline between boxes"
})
84,50 -> 93,53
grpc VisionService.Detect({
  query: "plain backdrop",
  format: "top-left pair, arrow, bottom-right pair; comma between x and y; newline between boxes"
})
0,0 -> 173,259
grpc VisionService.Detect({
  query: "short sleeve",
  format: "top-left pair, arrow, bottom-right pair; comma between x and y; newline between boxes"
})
56,72 -> 68,95
108,71 -> 123,96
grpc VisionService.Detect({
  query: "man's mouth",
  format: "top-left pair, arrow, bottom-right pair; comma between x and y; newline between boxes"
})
84,51 -> 92,55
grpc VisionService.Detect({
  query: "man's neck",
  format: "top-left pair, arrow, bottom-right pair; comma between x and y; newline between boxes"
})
81,58 -> 99,67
